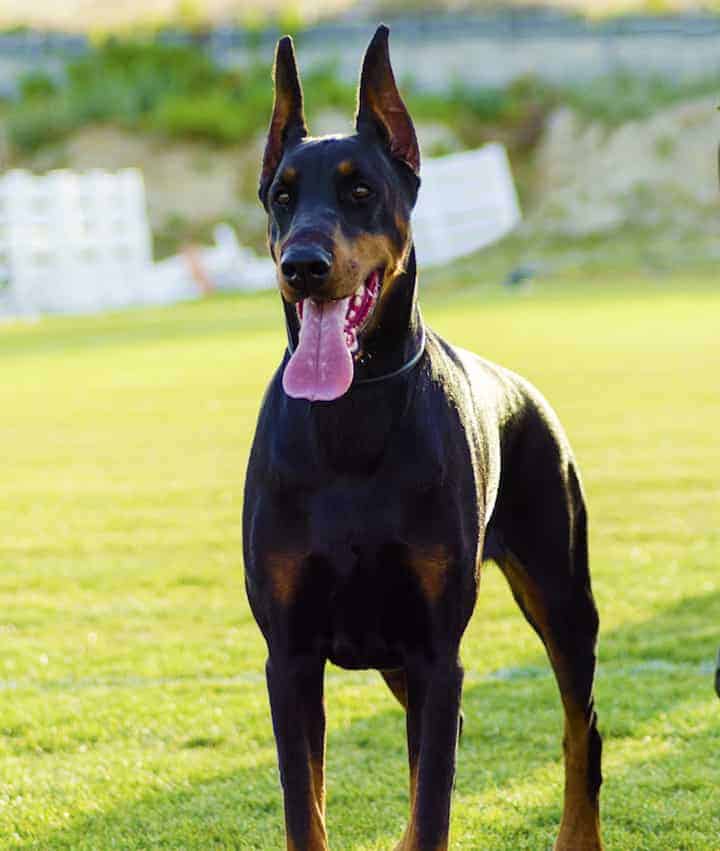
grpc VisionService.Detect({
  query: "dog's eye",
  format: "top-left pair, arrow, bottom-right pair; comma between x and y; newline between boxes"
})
274,189 -> 291,207
350,184 -> 372,202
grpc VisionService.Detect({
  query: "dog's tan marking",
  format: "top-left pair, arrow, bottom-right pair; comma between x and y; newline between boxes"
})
333,228 -> 397,276
285,759 -> 328,851
280,166 -> 298,183
396,813 -> 447,851
283,752 -> 327,851
408,544 -> 449,602
267,552 -> 302,605
394,211 -> 410,245
381,668 -> 408,709
337,159 -> 355,176
274,219 -> 412,310
501,552 -> 552,636
327,226 -> 400,298
287,834 -> 327,851
555,719 -> 603,851
371,224 -> 413,317
310,751 -> 326,818
285,753 -> 328,851
395,761 -> 419,850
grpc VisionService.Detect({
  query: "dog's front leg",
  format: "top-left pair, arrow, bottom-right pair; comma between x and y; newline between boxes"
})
397,655 -> 463,851
266,653 -> 328,851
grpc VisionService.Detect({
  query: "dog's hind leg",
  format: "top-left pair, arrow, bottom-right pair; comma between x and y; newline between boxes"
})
381,667 -> 409,709
492,434 -> 603,851
500,548 -> 602,851
266,654 -> 329,851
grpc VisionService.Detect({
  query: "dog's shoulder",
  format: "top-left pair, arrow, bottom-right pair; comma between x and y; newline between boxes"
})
425,330 -> 520,421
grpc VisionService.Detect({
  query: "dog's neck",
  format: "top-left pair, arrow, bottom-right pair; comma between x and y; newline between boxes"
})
280,247 -> 426,473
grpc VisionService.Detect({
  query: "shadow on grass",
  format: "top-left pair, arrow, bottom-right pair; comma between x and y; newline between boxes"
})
18,589 -> 719,850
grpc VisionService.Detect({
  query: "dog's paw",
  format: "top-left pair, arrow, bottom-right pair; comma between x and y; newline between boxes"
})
554,834 -> 603,851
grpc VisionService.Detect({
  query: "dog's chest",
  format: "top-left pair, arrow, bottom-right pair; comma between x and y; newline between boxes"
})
255,466 -> 477,668
245,370 -> 490,666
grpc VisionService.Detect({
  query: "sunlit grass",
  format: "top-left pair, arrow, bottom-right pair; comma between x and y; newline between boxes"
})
1,268 -> 718,849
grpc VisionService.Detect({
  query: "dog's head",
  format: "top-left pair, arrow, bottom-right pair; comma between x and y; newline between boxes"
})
259,25 -> 421,402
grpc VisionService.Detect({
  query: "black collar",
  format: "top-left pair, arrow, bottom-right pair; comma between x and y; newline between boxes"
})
285,323 -> 427,387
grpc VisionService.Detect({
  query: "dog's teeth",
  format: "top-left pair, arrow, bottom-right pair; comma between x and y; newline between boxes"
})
354,295 -> 363,307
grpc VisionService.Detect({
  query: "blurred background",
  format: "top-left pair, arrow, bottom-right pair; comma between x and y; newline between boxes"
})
1,3 -> 719,849
0,0 -> 718,286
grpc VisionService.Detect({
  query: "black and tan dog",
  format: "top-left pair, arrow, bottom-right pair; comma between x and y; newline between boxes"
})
243,26 -> 603,851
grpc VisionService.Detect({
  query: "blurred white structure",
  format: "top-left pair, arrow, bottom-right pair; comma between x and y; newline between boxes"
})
413,143 -> 521,267
0,169 -> 153,315
0,147 -> 520,317
151,223 -> 274,301
0,168 -> 274,317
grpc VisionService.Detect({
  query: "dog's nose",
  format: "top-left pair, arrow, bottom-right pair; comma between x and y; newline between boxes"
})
280,245 -> 332,294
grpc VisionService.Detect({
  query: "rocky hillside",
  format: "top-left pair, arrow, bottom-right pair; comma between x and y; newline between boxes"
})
528,95 -> 719,239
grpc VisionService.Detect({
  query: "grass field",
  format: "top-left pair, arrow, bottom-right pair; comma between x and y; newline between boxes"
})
1,269 -> 718,849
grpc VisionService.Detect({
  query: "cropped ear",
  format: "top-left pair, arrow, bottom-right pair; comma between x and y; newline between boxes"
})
355,25 -> 420,176
259,36 -> 308,204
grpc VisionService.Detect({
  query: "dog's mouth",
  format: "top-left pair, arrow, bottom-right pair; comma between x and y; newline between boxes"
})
283,268 -> 382,402
296,268 -> 382,354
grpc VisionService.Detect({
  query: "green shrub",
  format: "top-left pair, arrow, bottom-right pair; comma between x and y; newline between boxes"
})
65,38 -> 222,119
6,98 -> 75,152
18,71 -> 58,100
10,34 -> 714,159
6,37 -> 244,154
67,77 -> 141,125
153,92 -> 261,143
5,36 -> 551,156
68,38 -> 220,94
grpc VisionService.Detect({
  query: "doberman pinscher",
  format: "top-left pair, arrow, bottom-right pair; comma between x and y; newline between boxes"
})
243,25 -> 603,851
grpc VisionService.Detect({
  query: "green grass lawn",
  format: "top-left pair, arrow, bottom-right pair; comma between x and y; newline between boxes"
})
1,270 -> 718,849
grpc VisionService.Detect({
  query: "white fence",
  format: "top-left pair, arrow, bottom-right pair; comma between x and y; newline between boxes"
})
0,169 -> 153,314
413,143 -> 521,268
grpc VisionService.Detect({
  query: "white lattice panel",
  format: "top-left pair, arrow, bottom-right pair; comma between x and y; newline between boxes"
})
0,168 -> 153,314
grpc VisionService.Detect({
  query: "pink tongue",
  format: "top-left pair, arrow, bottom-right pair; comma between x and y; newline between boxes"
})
283,297 -> 353,401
